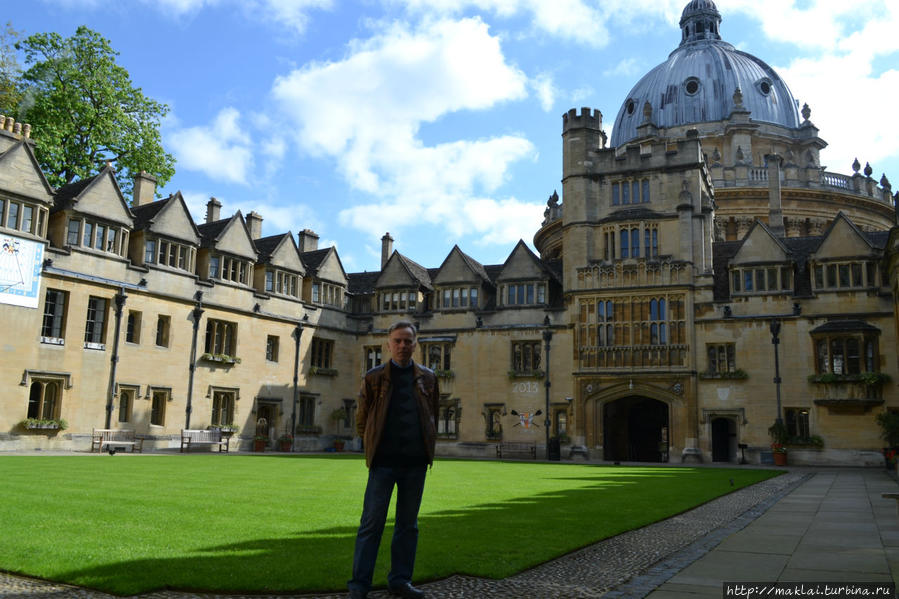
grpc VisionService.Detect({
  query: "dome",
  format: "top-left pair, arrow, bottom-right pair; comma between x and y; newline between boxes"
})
610,0 -> 800,147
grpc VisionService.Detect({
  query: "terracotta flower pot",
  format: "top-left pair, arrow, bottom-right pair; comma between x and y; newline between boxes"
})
773,451 -> 787,466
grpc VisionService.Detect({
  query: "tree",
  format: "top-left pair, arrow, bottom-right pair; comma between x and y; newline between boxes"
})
16,26 -> 175,195
0,22 -> 23,116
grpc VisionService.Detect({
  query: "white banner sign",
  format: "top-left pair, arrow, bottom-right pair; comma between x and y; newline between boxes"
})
0,233 -> 44,309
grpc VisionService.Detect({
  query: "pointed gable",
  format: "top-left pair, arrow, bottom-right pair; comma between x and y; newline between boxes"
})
0,141 -> 54,205
432,245 -> 490,285
54,166 -> 133,227
133,192 -> 200,245
812,213 -> 878,260
497,240 -> 556,281
375,251 -> 432,290
256,232 -> 305,275
198,211 -> 257,260
303,246 -> 348,286
731,220 -> 790,264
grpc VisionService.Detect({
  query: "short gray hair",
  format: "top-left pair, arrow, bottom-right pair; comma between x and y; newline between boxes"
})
388,320 -> 417,338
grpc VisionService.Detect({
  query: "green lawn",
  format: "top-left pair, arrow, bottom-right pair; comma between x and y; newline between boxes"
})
0,455 -> 780,595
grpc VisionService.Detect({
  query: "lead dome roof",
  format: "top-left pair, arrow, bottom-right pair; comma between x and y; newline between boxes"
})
610,0 -> 801,147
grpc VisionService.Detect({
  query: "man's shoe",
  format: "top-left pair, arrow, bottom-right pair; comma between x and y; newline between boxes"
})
388,582 -> 425,599
348,590 -> 368,599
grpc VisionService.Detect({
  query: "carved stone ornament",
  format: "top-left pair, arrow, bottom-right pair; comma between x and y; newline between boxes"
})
671,382 -> 684,396
852,157 -> 861,173
711,147 -> 721,163
801,103 -> 811,121
864,162 -> 873,177
735,146 -> 745,162
643,101 -> 653,123
732,87 -> 743,108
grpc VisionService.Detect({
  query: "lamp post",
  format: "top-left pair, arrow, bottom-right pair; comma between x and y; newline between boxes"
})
543,317 -> 553,459
185,291 -> 204,430
104,288 -> 127,429
291,323 -> 304,451
770,319 -> 783,425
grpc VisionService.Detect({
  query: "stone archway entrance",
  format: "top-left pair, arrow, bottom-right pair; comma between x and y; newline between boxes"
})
603,396 -> 669,462
711,417 -> 736,462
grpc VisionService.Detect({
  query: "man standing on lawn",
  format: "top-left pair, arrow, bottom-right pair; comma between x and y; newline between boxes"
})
348,320 -> 439,599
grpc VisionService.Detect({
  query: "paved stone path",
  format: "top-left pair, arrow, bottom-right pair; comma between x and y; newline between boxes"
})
0,469 -> 816,599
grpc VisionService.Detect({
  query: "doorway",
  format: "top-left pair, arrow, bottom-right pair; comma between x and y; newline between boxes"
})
711,417 -> 736,462
603,396 -> 669,462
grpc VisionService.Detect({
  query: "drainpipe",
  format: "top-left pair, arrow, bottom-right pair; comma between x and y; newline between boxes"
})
104,288 -> 128,429
186,291 -> 204,430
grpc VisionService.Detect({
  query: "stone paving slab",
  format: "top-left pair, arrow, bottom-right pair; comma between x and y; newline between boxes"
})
0,471 -> 808,599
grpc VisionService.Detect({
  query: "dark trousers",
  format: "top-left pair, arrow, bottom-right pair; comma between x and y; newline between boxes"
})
349,465 -> 427,594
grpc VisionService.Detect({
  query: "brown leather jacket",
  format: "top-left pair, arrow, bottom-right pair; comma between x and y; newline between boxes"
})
356,360 -> 440,468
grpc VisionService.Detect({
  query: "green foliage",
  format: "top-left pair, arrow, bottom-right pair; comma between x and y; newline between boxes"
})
16,26 -> 175,195
507,369 -> 545,379
309,366 -> 338,376
699,369 -> 748,380
808,372 -> 890,385
876,411 -> 899,447
19,417 -> 67,430
0,456 -> 779,594
768,420 -> 790,445
330,407 -> 348,421
0,22 -> 23,116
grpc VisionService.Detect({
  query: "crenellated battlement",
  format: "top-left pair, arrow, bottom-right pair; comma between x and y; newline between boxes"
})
563,107 -> 602,133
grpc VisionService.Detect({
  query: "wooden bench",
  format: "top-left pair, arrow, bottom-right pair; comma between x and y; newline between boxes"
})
180,429 -> 230,453
496,442 -> 536,460
92,429 -> 143,454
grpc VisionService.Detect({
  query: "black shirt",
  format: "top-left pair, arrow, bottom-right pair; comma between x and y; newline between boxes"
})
373,362 -> 428,467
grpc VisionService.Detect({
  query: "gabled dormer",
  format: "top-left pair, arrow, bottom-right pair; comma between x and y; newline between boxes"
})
495,240 -> 557,307
431,245 -> 491,311
197,209 -> 258,286
254,232 -> 305,299
373,251 -> 432,313
131,191 -> 201,273
729,219 -> 794,296
0,139 -> 55,242
302,245 -> 349,308
810,212 -> 882,291
52,166 -> 134,258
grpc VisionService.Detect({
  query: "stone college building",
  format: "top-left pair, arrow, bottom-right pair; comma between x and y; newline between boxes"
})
2,0 -> 898,465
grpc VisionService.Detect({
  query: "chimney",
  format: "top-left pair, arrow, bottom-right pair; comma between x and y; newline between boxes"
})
246,211 -> 263,239
206,197 -> 222,224
381,232 -> 394,269
132,171 -> 157,206
298,228 -> 319,252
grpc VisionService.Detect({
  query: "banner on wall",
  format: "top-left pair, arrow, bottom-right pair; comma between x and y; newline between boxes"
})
0,233 -> 44,309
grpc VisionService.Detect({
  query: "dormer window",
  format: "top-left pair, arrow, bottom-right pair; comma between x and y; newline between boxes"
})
209,253 -> 251,284
145,237 -> 195,272
379,289 -> 416,312
438,286 -> 478,310
314,282 -> 345,307
730,265 -> 793,295
265,268 -> 299,298
2,197 -> 48,237
65,216 -> 128,257
812,261 -> 876,291
501,282 -> 546,306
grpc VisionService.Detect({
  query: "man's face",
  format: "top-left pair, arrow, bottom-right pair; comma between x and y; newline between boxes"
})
387,326 -> 417,366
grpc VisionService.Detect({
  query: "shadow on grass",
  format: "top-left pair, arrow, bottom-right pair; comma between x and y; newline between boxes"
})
52,467 -> 771,596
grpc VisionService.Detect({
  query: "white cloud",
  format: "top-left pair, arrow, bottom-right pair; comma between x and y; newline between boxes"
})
394,0 -> 684,46
603,57 -> 640,78
530,72 -> 556,111
272,17 -> 539,243
166,107 -> 254,184
134,0 -> 332,33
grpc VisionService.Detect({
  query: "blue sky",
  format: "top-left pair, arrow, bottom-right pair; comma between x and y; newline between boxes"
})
7,0 -> 899,272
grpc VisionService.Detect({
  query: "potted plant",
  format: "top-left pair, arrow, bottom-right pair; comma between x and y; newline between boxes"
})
253,435 -> 266,452
333,436 -> 347,452
276,434 -> 293,452
876,411 -> 899,469
768,420 -> 790,466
